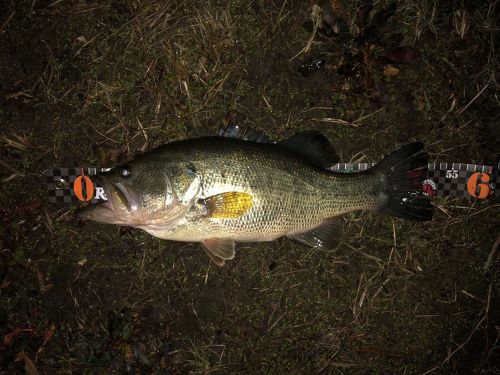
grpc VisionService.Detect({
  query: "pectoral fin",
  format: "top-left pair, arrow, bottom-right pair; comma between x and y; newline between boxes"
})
287,219 -> 343,249
201,238 -> 236,266
203,192 -> 253,218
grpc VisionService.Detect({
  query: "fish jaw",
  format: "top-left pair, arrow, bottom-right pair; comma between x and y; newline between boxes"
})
76,175 -> 147,226
77,201 -> 116,223
76,191 -> 138,226
76,175 -> 123,224
76,173 -> 200,229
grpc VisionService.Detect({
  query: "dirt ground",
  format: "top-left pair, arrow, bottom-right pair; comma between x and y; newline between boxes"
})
0,0 -> 499,374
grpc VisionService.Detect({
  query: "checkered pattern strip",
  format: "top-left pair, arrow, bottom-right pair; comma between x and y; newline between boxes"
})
46,167 -> 108,204
331,163 -> 498,199
332,163 -> 376,171
47,163 -> 499,204
428,163 -> 495,198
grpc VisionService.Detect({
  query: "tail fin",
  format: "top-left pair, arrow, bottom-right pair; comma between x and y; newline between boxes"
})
372,142 -> 434,221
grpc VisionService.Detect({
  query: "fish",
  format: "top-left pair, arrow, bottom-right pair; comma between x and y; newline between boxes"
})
77,127 -> 433,266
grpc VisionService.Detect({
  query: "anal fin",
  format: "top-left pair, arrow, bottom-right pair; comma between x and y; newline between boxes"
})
287,219 -> 343,249
201,238 -> 236,266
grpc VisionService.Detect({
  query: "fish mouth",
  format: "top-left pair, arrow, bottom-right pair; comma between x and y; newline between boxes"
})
76,176 -> 140,224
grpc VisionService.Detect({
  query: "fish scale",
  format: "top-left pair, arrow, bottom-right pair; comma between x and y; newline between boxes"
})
162,138 -> 380,242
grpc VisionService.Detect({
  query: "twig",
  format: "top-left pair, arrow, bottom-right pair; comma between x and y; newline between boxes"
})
483,233 -> 500,275
74,34 -> 98,57
289,5 -> 322,61
0,11 -> 15,33
441,283 -> 492,365
313,107 -> 384,127
457,83 -> 489,115
352,107 -> 384,125
313,117 -> 357,127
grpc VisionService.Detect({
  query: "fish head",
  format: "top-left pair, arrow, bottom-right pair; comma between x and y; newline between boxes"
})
77,158 -> 201,227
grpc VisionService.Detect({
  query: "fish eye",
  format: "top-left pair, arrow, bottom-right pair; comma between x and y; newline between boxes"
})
120,167 -> 131,178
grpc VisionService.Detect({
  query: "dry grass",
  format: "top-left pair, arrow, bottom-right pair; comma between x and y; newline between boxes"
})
0,0 -> 498,374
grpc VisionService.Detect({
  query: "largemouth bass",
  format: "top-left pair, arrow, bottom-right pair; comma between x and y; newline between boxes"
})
77,128 -> 433,265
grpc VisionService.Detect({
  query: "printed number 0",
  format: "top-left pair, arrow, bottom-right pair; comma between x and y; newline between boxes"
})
466,172 -> 491,199
74,175 -> 95,202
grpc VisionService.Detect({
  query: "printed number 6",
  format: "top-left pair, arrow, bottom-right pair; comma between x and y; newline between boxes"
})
466,172 -> 491,199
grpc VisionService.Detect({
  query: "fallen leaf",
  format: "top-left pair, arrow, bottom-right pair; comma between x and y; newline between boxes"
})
3,328 -> 34,348
42,324 -> 56,345
383,65 -> 400,76
384,46 -> 415,64
94,145 -> 127,167
35,266 -> 53,293
330,0 -> 347,19
15,351 -> 39,375
160,356 -> 167,369
417,93 -> 427,112
1,279 -> 11,289
125,344 -> 134,360
77,258 -> 88,266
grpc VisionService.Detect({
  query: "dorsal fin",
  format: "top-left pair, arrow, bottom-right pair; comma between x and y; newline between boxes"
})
218,125 -> 272,143
279,131 -> 339,169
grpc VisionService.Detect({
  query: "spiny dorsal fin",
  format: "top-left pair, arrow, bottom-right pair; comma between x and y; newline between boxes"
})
279,131 -> 339,169
202,192 -> 253,219
201,238 -> 236,266
218,125 -> 272,143
287,219 -> 343,249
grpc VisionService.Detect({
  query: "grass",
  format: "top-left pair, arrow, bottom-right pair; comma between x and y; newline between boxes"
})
0,0 -> 499,373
